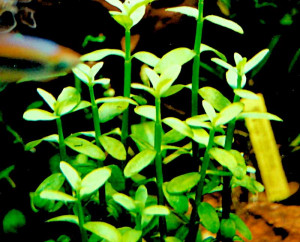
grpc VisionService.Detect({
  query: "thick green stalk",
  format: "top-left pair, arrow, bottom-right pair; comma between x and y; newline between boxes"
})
191,0 -> 204,117
187,128 -> 215,241
121,28 -> 132,146
154,96 -> 167,240
76,196 -> 88,242
56,117 -> 67,161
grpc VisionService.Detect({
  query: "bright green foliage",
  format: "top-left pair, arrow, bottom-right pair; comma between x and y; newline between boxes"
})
84,221 -> 122,242
220,218 -> 236,239
230,213 -> 252,240
0,165 -> 15,188
3,209 -> 26,234
163,182 -> 189,213
198,202 -> 220,233
167,172 -> 201,194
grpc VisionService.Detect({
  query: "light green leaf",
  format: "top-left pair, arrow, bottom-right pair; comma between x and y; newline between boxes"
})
231,175 -> 264,193
132,51 -> 160,67
213,103 -> 244,127
84,221 -> 122,242
244,49 -> 269,74
105,0 -> 124,12
81,49 -> 125,62
99,135 -> 126,160
166,6 -> 198,19
143,205 -> 170,216
46,215 -> 79,225
167,172 -> 200,194
111,13 -> 133,29
198,202 -> 220,233
154,47 -> 195,73
131,83 -> 155,96
157,65 -> 182,96
145,67 -> 160,89
237,112 -> 283,121
135,185 -> 148,207
96,96 -> 138,105
40,190 -> 77,202
209,148 -> 237,174
65,136 -> 106,160
37,88 -> 56,111
72,100 -> 91,112
80,167 -> 111,198
113,193 -> 136,211
60,161 -> 81,191
124,149 -> 156,178
186,115 -> 211,129
130,121 -> 155,150
163,182 -> 189,213
23,109 -> 58,121
99,101 -> 129,123
205,15 -> 244,34
165,237 -> 182,242
94,78 -> 110,86
161,84 -> 187,98
130,5 -> 146,27
202,100 -> 216,122
234,53 -> 243,65
134,105 -> 156,121
24,134 -> 59,151
72,66 -> 90,84
191,128 -> 210,145
233,89 -> 259,99
200,44 -> 227,61
226,68 -> 247,89
163,117 -> 193,138
211,58 -> 233,70
55,87 -> 81,116
199,87 -> 231,111
230,213 -> 252,240
122,229 -> 142,242
91,62 -> 104,78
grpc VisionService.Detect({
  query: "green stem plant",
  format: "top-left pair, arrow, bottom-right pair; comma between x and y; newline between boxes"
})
56,116 -> 67,161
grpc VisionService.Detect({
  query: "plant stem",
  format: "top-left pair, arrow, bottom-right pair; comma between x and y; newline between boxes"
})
154,96 -> 167,240
187,128 -> 215,241
121,28 -> 132,146
76,197 -> 88,242
56,117 -> 67,161
88,84 -> 103,166
191,0 -> 204,117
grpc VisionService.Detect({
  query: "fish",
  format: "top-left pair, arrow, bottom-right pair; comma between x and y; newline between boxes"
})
0,33 -> 80,82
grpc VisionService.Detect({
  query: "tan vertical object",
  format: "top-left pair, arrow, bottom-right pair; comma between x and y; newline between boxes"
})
242,94 -> 290,201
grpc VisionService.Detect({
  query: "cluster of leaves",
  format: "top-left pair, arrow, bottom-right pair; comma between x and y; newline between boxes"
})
17,0 -> 283,241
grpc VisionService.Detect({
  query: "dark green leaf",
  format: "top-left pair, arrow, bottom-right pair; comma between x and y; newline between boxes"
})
230,213 -> 252,240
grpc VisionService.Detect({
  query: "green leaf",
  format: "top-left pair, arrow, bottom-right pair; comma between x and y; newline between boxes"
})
72,100 -> 91,112
84,221 -> 122,242
200,44 -> 227,61
166,6 -> 198,19
131,83 -> 155,96
130,5 -> 146,27
233,89 -> 259,99
202,100 -> 216,122
46,215 -> 79,225
60,161 -> 81,191
35,173 -> 65,193
99,102 -> 129,123
108,165 -> 125,191
229,150 -> 247,179
198,202 -> 220,233
211,58 -> 233,70
191,128 -> 210,145
132,51 -> 160,67
134,105 -> 156,121
230,213 -> 252,240
163,182 -> 189,213
199,87 -> 231,111
186,115 -> 211,129
3,209 -> 26,234
105,0 -> 124,12
157,65 -> 182,96
40,190 -> 77,202
165,237 -> 182,242
163,117 -> 193,138
130,121 -> 155,150
23,109 -> 57,121
24,134 -> 59,151
231,175 -> 264,193
112,193 -> 136,211
96,96 -> 137,105
162,129 -> 186,144
135,185 -> 148,208
91,62 -> 104,78
124,149 -> 157,178
122,229 -> 142,242
161,84 -> 187,98
111,13 -> 133,29
143,205 -> 170,216
226,68 -> 247,89
244,49 -> 269,74
213,103 -> 244,127
220,218 -> 236,239
205,15 -> 244,34
154,47 -> 195,73
144,67 -> 160,89
237,112 -> 283,121
99,135 -> 126,160
64,136 -> 106,160
72,65 -> 90,84
55,87 -> 81,116
167,172 -> 200,194
81,49 -> 125,62
209,148 -> 238,175
37,88 -> 56,111
80,167 -> 111,198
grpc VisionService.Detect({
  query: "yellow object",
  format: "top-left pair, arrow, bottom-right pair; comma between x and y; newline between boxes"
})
242,94 -> 290,202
